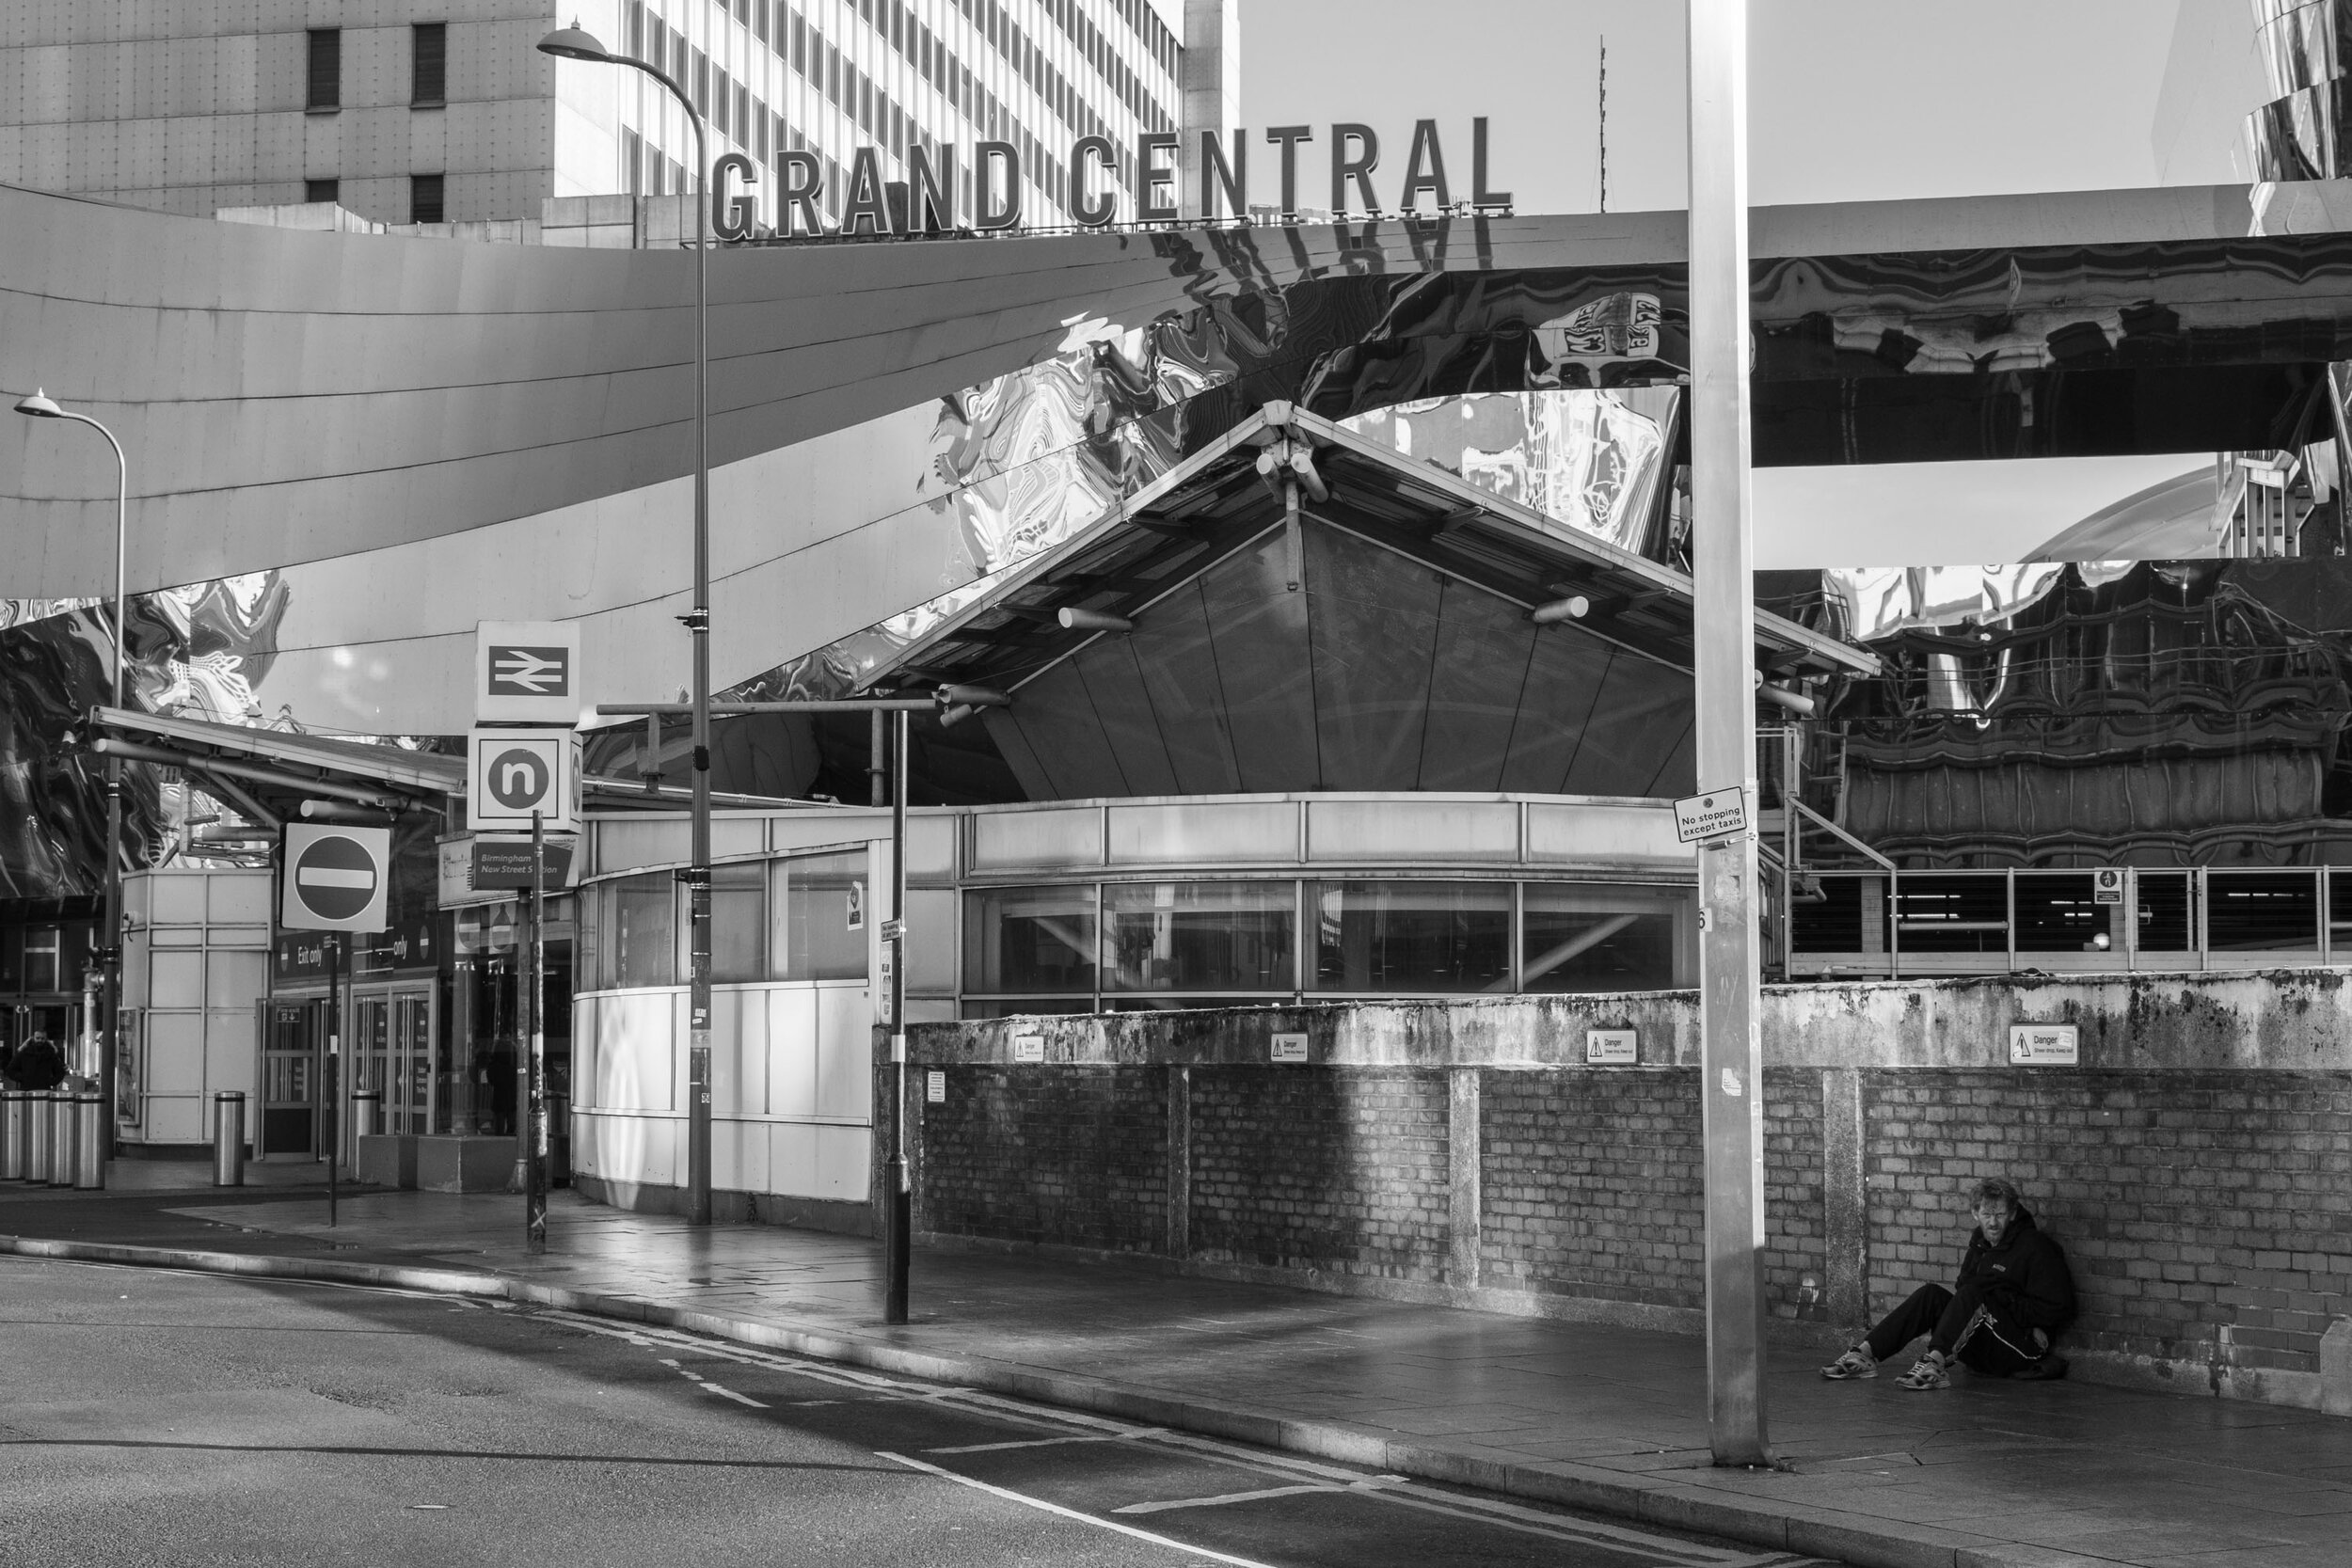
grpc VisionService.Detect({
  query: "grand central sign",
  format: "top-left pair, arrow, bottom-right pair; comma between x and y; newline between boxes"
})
711,119 -> 1512,240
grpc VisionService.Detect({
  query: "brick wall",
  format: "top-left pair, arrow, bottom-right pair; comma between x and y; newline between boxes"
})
1479,1070 -> 1704,1307
1188,1068 -> 1450,1283
907,980 -> 2352,1410
1866,1069 -> 2352,1387
919,1064 -> 1168,1254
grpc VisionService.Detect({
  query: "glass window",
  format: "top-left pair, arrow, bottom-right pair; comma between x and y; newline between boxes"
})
2137,870 -> 2194,952
2206,870 -> 2319,952
964,884 -> 1097,994
1521,885 -> 1690,993
609,873 -> 675,989
1892,873 -> 2009,954
307,28 -> 341,110
1103,881 -> 1293,993
771,851 -> 869,980
1310,881 -> 1510,992
710,862 -> 766,983
412,23 -> 446,104
2015,873 -> 2113,953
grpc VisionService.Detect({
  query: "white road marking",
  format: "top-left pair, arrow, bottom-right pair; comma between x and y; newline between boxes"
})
657,1356 -> 769,1409
927,1426 -> 1165,1455
876,1450 -> 1285,1568
533,1307 -> 1802,1567
1114,1481 -> 1358,1515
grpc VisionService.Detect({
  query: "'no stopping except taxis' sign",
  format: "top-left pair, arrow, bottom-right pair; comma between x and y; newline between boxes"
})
281,824 -> 391,933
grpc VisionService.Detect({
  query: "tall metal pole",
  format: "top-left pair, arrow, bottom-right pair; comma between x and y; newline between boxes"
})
1688,0 -> 1773,1467
683,68 -> 715,1231
526,809 -> 548,1253
881,709 -> 912,1323
535,28 -> 713,1227
14,393 -> 128,1178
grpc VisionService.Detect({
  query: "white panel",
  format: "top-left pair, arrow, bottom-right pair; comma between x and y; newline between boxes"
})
711,1117 -> 755,1193
904,998 -> 958,1024
972,807 -> 1102,870
767,986 -> 818,1117
205,950 -> 267,1011
145,1096 -> 202,1144
570,1112 -> 600,1176
204,1010 -> 255,1095
722,1117 -> 771,1192
597,817 -> 690,872
150,951 -> 206,1010
905,890 -> 956,990
770,1121 -> 818,1196
712,817 -> 765,859
908,815 -> 957,878
594,990 -> 675,1111
151,929 -> 205,948
146,1015 -> 205,1093
1309,800 -> 1518,861
1526,800 -> 1693,864
674,991 -> 691,1113
814,988 -> 874,1122
208,873 -> 272,923
1107,800 -> 1295,864
572,996 -> 599,1109
708,987 -> 744,1114
151,875 -> 209,925
770,816 -> 885,856
730,989 -> 769,1119
638,1116 -> 678,1186
812,1125 -> 872,1200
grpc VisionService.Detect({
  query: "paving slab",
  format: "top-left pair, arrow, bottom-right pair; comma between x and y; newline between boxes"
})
2,1182 -> 2345,1568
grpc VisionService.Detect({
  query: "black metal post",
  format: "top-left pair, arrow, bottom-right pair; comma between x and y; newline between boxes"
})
326,933 -> 340,1228
882,708 -> 911,1324
526,810 -> 548,1253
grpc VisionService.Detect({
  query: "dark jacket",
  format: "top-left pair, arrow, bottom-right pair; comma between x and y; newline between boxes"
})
1958,1205 -> 2076,1335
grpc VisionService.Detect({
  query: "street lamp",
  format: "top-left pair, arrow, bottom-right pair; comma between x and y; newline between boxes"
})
537,23 -> 718,1226
15,388 -> 129,1176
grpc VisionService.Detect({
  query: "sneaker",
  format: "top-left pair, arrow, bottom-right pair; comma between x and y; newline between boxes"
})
1820,1348 -> 1877,1380
1894,1354 -> 1950,1391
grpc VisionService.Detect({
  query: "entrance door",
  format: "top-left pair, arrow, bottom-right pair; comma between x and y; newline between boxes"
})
260,1000 -> 321,1156
391,991 -> 434,1133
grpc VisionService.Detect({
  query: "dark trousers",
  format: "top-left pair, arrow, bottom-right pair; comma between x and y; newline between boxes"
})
1864,1282 -> 2049,1374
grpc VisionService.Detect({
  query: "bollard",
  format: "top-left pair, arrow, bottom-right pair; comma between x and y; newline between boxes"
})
73,1087 -> 103,1189
351,1088 -> 381,1149
212,1091 -> 246,1188
24,1090 -> 51,1183
0,1088 -> 23,1180
48,1082 -> 80,1187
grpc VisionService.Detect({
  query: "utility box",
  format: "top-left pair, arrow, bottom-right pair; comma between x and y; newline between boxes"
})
120,868 -> 273,1148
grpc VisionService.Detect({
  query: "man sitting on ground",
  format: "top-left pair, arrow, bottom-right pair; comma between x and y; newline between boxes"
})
1820,1176 -> 2076,1390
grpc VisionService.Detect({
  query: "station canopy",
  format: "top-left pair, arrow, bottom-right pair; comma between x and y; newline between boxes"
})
861,404 -> 1877,801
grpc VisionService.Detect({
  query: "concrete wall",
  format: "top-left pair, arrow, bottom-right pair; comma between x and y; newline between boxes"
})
903,971 -> 2352,1414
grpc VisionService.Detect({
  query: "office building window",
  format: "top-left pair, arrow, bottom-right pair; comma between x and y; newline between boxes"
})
411,174 -> 445,224
306,29 -> 341,110
413,23 -> 447,105
304,178 -> 339,204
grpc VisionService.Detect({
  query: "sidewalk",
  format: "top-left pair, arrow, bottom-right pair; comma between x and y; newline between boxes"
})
4,1183 -> 2346,1568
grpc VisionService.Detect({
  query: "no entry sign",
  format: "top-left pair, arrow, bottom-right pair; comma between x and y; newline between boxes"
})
281,824 -> 391,932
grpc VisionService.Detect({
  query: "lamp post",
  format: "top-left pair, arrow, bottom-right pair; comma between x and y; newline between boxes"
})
15,388 -> 128,1177
538,24 -> 717,1225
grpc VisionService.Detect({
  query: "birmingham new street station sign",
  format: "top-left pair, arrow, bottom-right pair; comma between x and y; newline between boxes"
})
710,119 -> 1513,240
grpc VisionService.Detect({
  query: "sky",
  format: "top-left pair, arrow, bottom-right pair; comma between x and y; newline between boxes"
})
1239,0 -> 2244,216
1236,2 -> 2265,566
